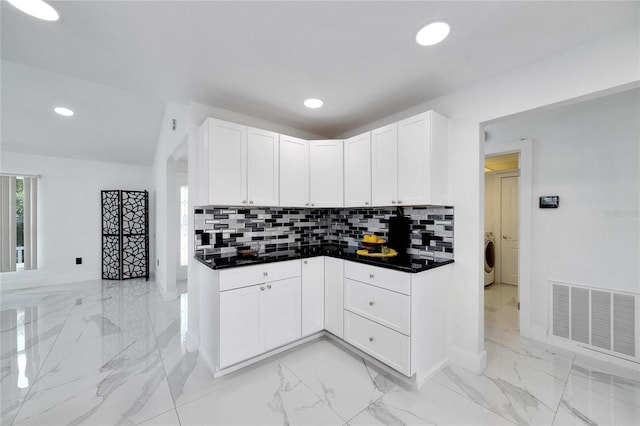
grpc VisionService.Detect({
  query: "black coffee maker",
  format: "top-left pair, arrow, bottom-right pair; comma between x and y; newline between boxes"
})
387,207 -> 411,256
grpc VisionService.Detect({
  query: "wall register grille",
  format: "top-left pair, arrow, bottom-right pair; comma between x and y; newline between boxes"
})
101,190 -> 149,280
551,281 -> 638,361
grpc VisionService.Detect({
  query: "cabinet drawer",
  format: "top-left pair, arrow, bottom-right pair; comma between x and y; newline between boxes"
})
344,311 -> 410,376
219,259 -> 301,291
344,279 -> 410,335
344,261 -> 411,295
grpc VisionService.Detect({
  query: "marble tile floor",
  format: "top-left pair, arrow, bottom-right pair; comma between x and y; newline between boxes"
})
0,278 -> 637,425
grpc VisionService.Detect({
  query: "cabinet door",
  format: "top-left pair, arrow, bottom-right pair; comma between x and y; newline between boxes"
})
397,112 -> 430,206
371,123 -> 398,207
344,132 -> 371,207
301,257 -> 324,336
279,135 -> 309,207
309,140 -> 344,207
247,127 -> 279,206
219,285 -> 262,368
209,119 -> 247,205
324,257 -> 344,338
261,277 -> 301,351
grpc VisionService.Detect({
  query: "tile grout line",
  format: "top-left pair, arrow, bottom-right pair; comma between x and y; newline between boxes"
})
551,354 -> 576,425
143,286 -> 183,424
9,290 -> 83,425
275,344 -> 349,423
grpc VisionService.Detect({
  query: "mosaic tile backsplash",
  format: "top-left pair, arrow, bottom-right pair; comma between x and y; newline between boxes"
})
195,206 -> 454,261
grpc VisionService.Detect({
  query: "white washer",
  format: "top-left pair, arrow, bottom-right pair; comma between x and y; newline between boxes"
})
484,232 -> 495,286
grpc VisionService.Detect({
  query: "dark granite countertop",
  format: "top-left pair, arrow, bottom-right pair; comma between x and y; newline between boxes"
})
194,244 -> 454,273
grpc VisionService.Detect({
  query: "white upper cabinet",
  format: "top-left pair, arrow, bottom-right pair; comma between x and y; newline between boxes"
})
247,127 -> 279,206
397,111 -> 449,206
201,119 -> 280,206
371,123 -> 398,207
309,140 -> 344,207
207,119 -> 247,205
279,134 -> 310,207
200,109 -> 448,208
344,132 -> 372,207
371,111 -> 449,206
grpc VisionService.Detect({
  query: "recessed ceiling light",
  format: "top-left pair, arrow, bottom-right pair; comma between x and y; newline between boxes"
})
304,98 -> 324,109
7,0 -> 60,21
416,21 -> 450,46
54,107 -> 74,117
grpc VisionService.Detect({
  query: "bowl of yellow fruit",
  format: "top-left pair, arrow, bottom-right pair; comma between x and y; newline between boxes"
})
362,234 -> 385,250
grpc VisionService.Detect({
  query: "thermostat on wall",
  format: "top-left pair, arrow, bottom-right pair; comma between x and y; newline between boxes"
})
539,196 -> 559,208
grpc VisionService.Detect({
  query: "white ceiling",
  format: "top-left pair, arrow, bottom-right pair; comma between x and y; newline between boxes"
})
1,1 -> 638,165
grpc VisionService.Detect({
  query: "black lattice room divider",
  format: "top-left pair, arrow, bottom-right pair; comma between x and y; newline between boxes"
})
101,190 -> 149,280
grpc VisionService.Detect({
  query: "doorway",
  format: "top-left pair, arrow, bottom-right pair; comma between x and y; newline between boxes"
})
484,153 -> 521,341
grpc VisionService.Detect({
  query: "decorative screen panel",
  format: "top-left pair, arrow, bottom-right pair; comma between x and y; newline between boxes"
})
101,190 -> 148,280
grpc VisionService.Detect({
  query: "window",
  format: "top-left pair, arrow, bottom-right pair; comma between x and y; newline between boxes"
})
1,175 -> 38,272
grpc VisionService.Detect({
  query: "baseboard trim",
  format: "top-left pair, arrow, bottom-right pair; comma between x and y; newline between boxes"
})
212,333 -> 325,378
449,345 -> 487,373
155,281 -> 178,301
0,271 -> 101,291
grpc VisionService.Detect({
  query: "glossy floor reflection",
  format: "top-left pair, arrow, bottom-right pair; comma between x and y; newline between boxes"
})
1,279 -> 637,425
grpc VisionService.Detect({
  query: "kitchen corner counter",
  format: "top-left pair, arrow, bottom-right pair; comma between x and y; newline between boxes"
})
194,244 -> 453,273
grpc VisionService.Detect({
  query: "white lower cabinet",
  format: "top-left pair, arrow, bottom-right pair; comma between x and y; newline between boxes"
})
219,272 -> 301,368
201,256 -> 450,384
262,277 -> 302,351
342,261 -> 451,381
301,257 -> 325,336
219,285 -> 263,368
344,311 -> 411,376
344,278 -> 410,335
324,257 -> 345,338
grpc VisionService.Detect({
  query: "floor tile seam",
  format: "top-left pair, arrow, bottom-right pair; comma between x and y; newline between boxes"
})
49,327 -> 157,352
563,374 -> 640,408
484,336 -> 578,365
134,407 -> 181,426
9,297 -> 77,425
481,361 -> 568,414
484,348 -> 574,382
274,356 -> 349,423
433,370 -> 535,425
143,294 -> 180,412
551,355 -> 576,425
341,391 -> 387,426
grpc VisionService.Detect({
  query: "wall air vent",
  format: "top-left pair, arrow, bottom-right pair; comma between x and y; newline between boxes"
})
551,281 -> 638,362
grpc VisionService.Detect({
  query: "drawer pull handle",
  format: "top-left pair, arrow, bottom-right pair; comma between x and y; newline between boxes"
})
303,260 -> 307,264
369,274 -> 374,279
260,287 -> 265,291
369,301 -> 375,306
369,337 -> 374,342
263,272 -> 268,276
267,284 -> 272,289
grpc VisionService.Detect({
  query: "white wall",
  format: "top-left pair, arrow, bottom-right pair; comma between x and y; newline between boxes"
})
0,152 -> 151,290
485,88 -> 640,330
152,101 -> 189,300
338,24 -> 639,371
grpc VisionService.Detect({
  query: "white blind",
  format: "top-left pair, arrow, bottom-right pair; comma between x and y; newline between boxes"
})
1,176 -> 17,272
23,177 -> 38,270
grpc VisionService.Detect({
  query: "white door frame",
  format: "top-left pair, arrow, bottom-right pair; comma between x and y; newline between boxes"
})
485,139 -> 533,338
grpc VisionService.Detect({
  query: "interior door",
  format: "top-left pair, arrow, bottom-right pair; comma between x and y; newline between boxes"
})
500,175 -> 519,286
